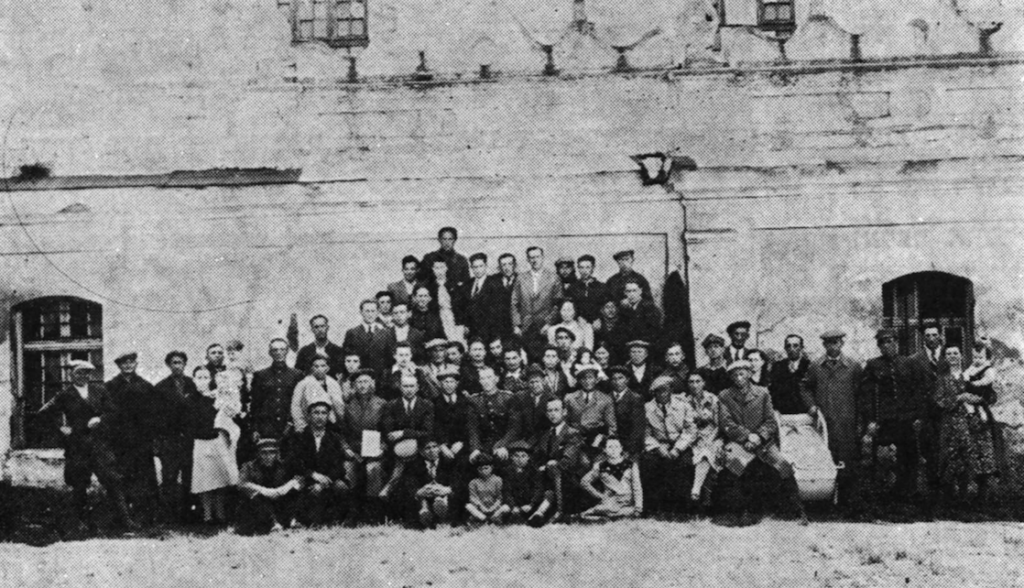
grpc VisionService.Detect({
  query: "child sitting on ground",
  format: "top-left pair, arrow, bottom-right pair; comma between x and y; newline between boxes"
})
502,441 -> 555,527
466,454 -> 508,524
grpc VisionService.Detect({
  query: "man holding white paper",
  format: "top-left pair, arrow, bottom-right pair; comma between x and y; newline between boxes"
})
340,369 -> 388,523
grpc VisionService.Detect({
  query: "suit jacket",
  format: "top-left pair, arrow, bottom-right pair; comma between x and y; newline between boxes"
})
768,357 -> 812,414
152,374 -> 197,438
606,270 -> 653,302
432,392 -> 472,446
387,279 -> 420,307
382,397 -> 435,442
563,389 -> 618,436
286,428 -> 348,484
407,455 -> 457,488
104,372 -> 158,448
466,390 -> 516,453
534,423 -> 584,476
342,323 -> 393,375
724,346 -> 752,366
489,273 -> 518,338
386,324 -> 427,364
627,362 -> 656,398
619,299 -> 663,348
565,277 -> 611,324
508,390 -> 556,447
511,268 -> 561,333
38,383 -> 115,440
249,362 -> 304,438
462,274 -> 502,338
295,341 -> 345,375
718,385 -> 778,446
418,249 -> 471,285
610,389 -> 647,456
859,354 -> 922,425
542,368 -> 571,399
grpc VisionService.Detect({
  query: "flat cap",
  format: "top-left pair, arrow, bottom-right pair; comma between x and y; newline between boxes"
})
875,328 -> 898,341
256,438 -> 279,451
626,340 -> 649,349
305,390 -> 333,412
607,365 -> 630,378
555,256 -> 575,266
113,352 -> 138,364
554,326 -> 577,341
726,359 -> 754,372
574,364 -> 599,377
68,359 -> 95,372
726,321 -> 751,334
437,367 -> 460,381
701,334 -> 726,348
507,440 -> 532,454
525,364 -> 546,380
350,368 -> 377,381
613,250 -> 635,261
820,329 -> 846,340
472,452 -> 494,466
424,338 -> 449,350
649,375 -> 677,393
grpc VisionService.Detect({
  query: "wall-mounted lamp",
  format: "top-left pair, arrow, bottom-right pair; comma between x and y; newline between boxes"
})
629,152 -> 697,186
413,50 -> 433,81
541,45 -> 558,76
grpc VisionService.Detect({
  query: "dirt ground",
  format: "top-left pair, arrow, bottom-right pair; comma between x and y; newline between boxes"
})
3,519 -> 1024,588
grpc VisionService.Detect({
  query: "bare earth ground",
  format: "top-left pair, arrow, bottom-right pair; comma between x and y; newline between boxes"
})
3,519 -> 1024,588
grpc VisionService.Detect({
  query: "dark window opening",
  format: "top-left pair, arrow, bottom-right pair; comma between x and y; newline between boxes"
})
289,0 -> 370,49
882,271 -> 974,356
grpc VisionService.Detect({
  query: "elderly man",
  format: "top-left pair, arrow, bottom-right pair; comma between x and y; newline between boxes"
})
295,315 -> 345,376
606,249 -> 652,302
619,280 -> 663,349
38,360 -> 134,531
563,365 -> 617,469
800,329 -> 864,506
287,398 -> 351,527
718,360 -> 807,526
152,350 -> 197,523
608,365 -> 646,458
235,438 -> 301,535
340,369 -> 388,522
511,245 -> 561,359
419,226 -> 470,284
250,339 -> 304,442
697,334 -> 731,395
467,366 -> 517,463
860,328 -> 924,500
642,375 -> 696,518
106,351 -> 159,526
534,397 -> 584,519
768,334 -> 811,414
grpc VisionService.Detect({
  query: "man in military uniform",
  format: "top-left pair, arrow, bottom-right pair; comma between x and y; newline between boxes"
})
860,328 -> 925,501
105,351 -> 159,525
249,338 -> 304,443
605,249 -> 653,302
37,360 -> 134,531
466,366 -> 516,464
152,350 -> 197,523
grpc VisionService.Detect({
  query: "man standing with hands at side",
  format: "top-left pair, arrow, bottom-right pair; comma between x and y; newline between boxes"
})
106,351 -> 159,526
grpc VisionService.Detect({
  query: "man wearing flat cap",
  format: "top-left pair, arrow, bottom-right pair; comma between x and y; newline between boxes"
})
563,365 -> 618,470
718,359 -> 807,526
800,330 -> 864,507
606,249 -> 653,303
607,365 -> 646,458
37,359 -> 134,531
236,438 -> 301,535
724,321 -> 753,365
619,279 -> 663,352
859,328 -> 922,500
625,340 -> 656,398
106,351 -> 159,525
642,374 -> 696,518
287,397 -> 351,526
508,364 -> 557,448
152,350 -> 198,523
697,334 -> 732,395
554,256 -> 577,297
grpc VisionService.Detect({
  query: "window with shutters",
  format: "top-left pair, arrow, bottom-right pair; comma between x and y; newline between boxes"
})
882,271 -> 974,356
10,297 -> 104,449
285,0 -> 370,48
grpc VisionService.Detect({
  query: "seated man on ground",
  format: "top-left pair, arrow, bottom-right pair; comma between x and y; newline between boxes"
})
534,397 -> 585,520
502,441 -> 555,527
466,454 -> 508,524
287,398 -> 351,527
235,438 -> 302,535
718,360 -> 807,526
563,364 -> 618,470
401,439 -> 455,529
579,437 -> 643,521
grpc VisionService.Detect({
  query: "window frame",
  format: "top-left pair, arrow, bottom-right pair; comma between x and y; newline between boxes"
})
289,0 -> 370,49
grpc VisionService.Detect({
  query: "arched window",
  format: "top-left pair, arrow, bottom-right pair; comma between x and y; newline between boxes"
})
10,297 -> 103,449
882,271 -> 974,355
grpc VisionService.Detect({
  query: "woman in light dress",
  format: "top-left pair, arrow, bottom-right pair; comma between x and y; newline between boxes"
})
189,367 -> 241,524
547,299 -> 594,352
428,259 -> 466,347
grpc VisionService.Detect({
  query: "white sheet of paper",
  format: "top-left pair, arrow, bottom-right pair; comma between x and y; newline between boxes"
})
361,430 -> 382,458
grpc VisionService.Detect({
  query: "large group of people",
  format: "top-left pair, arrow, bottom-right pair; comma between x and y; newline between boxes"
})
36,227 -> 1006,534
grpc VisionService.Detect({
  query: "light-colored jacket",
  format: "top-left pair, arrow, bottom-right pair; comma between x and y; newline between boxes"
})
644,396 -> 695,453
511,268 -> 561,332
291,375 -> 346,433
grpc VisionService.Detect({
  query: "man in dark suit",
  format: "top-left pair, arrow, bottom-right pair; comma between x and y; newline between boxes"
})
410,285 -> 445,341
105,351 -> 159,525
490,253 -> 519,339
295,315 -> 345,375
388,255 -> 422,307
399,438 -> 457,528
619,279 -> 663,352
37,360 -> 133,530
418,226 -> 470,285
565,254 -> 610,325
625,340 -> 657,398
382,372 -> 436,451
724,320 -> 753,365
387,301 -> 426,363
605,249 -> 653,302
607,366 -> 646,458
499,346 -> 529,396
343,299 -> 393,376
249,338 -> 304,441
463,252 -> 501,340
907,322 -> 945,502
768,334 -> 812,414
511,246 -> 561,360
534,397 -> 584,519
152,350 -> 198,523
286,399 -> 351,527
508,365 -> 556,448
